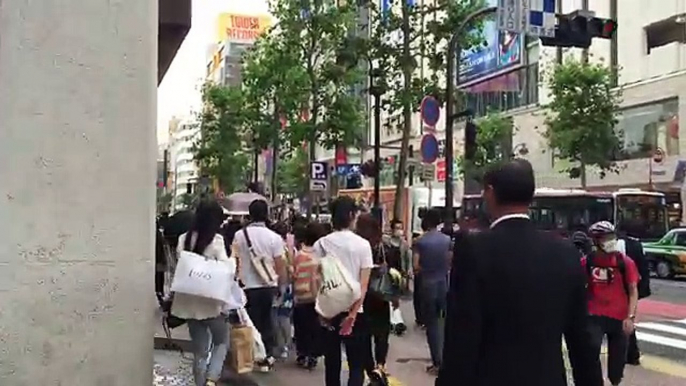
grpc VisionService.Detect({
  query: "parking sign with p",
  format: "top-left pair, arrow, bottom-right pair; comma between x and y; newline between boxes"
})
310,161 -> 328,192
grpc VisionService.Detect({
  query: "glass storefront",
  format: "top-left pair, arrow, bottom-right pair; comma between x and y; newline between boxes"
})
615,98 -> 679,160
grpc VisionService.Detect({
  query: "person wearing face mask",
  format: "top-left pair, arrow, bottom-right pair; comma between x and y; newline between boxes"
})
583,221 -> 640,386
385,220 -> 412,288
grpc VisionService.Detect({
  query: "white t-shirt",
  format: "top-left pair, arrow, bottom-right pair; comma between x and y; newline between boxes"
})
313,229 -> 374,313
233,223 -> 285,289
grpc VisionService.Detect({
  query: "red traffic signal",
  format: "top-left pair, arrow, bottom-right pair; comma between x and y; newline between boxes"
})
589,17 -> 617,39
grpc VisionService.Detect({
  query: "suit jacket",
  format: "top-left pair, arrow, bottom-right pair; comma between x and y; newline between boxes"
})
622,236 -> 651,299
437,218 -> 602,386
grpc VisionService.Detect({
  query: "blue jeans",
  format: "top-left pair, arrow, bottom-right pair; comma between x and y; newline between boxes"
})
187,315 -> 229,386
419,277 -> 448,367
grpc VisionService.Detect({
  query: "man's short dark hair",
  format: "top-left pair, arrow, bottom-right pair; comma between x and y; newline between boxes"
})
422,208 -> 442,230
330,196 -> 358,230
390,219 -> 403,229
248,199 -> 269,222
483,159 -> 535,206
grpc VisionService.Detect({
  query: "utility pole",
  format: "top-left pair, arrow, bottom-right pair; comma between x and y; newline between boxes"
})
371,66 -> 382,226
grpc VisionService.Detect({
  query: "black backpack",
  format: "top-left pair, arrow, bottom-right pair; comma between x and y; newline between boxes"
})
585,251 -> 629,296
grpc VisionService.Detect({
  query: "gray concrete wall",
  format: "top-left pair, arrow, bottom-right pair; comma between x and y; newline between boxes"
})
0,1 -> 157,384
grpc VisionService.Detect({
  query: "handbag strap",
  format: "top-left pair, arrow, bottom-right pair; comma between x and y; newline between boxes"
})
242,227 -> 257,258
377,243 -> 387,265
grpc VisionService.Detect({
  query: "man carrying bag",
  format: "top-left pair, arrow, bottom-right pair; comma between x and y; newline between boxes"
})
232,200 -> 288,371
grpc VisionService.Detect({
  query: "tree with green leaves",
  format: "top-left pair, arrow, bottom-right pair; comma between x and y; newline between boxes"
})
266,0 -> 366,215
544,59 -> 622,187
276,146 -> 310,197
361,0 -> 486,220
193,83 -> 251,193
458,112 -> 514,182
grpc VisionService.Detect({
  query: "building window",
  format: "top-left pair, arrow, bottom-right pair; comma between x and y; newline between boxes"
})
464,62 -> 539,117
615,98 -> 679,160
645,15 -> 686,54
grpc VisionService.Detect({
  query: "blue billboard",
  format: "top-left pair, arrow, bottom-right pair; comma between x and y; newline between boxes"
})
459,0 -> 523,84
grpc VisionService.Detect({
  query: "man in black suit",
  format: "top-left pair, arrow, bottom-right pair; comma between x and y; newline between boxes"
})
619,220 -> 651,365
436,159 -> 602,386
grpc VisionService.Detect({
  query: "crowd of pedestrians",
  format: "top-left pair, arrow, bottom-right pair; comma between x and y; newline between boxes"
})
156,158 -> 652,386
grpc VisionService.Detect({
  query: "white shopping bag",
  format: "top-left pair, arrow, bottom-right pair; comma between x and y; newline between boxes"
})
315,255 -> 361,319
222,281 -> 247,313
237,308 -> 266,361
171,250 -> 235,303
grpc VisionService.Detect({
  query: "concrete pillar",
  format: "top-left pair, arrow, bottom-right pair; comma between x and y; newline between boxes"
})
0,1 -> 157,385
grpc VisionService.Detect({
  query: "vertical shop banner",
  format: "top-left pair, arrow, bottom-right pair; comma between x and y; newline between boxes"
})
459,0 -> 523,84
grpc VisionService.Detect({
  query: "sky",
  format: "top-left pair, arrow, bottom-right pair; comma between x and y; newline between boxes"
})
156,0 -> 270,145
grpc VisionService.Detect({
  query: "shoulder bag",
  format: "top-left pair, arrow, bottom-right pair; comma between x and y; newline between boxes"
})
243,227 -> 278,286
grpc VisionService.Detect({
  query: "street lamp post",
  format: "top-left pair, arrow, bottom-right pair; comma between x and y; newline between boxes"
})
444,6 -> 498,233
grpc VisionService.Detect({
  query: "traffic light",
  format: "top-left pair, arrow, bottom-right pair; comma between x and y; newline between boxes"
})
540,13 -> 617,48
464,120 -> 477,161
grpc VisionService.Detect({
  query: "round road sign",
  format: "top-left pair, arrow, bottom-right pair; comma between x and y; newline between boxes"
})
653,148 -> 665,163
420,96 -> 440,128
420,134 -> 439,163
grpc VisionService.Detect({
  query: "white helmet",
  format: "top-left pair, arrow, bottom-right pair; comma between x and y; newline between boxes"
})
588,221 -> 615,237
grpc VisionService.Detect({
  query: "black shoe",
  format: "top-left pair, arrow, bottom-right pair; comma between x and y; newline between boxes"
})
306,357 -> 318,370
296,355 -> 307,368
627,357 -> 641,366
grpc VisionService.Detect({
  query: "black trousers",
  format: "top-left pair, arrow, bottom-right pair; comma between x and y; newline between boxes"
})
323,313 -> 369,386
245,287 -> 278,358
293,302 -> 321,357
364,296 -> 391,372
627,330 -> 640,362
588,315 -> 628,385
155,272 -> 165,295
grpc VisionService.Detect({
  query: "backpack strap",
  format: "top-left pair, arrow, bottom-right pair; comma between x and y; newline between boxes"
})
616,253 -> 630,297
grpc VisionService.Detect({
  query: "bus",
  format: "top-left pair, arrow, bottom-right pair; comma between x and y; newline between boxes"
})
461,188 -> 668,241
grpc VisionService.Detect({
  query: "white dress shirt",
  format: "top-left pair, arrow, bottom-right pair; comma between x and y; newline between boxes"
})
489,213 -> 530,229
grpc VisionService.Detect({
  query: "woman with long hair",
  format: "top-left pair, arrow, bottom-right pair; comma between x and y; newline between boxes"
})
171,199 -> 236,386
356,214 -> 392,377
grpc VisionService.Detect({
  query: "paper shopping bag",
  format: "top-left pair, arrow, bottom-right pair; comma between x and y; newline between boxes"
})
229,325 -> 254,374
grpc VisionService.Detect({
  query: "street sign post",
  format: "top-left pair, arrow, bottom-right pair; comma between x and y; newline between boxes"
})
310,161 -> 328,192
420,134 -> 439,164
497,0 -> 556,37
421,164 -> 436,181
420,96 -> 440,130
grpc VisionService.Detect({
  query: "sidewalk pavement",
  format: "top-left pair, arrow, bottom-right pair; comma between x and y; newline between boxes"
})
153,301 -> 686,386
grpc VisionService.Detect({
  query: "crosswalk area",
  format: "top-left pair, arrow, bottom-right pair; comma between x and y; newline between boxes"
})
636,319 -> 686,363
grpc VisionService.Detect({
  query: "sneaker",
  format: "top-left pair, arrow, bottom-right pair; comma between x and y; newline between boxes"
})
255,357 -> 275,372
280,348 -> 289,359
306,357 -> 318,370
205,381 -> 217,386
296,355 -> 307,368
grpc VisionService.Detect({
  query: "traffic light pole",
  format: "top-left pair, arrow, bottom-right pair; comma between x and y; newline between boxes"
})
444,6 -> 497,233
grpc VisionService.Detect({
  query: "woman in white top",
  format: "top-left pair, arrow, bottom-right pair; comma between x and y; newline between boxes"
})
171,199 -> 236,386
